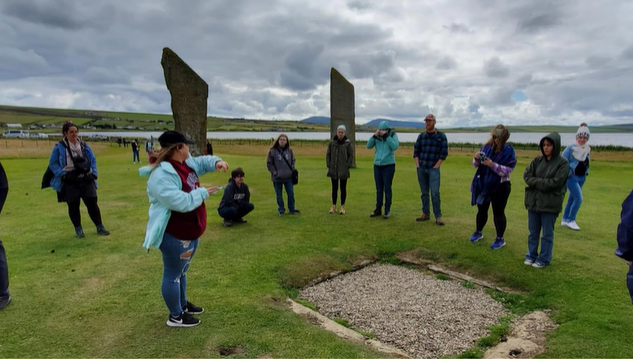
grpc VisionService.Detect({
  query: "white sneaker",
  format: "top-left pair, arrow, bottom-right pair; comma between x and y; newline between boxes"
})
561,220 -> 568,227
567,221 -> 580,231
524,259 -> 534,265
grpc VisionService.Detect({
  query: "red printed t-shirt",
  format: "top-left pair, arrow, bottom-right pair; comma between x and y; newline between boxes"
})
165,159 -> 207,240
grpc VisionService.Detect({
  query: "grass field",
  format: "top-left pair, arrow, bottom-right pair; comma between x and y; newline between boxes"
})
0,141 -> 632,358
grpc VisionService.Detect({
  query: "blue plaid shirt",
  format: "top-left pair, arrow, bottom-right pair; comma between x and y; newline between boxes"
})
413,131 -> 448,168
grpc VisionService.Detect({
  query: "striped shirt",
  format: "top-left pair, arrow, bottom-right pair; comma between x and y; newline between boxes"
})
413,131 -> 448,168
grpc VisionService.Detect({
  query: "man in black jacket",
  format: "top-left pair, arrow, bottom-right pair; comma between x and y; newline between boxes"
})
0,160 -> 10,311
217,168 -> 254,227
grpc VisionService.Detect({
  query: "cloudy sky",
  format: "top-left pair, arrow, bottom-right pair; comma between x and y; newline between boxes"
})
1,0 -> 632,127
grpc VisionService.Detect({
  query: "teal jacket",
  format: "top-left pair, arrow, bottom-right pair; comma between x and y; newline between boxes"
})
139,155 -> 222,249
366,130 -> 399,166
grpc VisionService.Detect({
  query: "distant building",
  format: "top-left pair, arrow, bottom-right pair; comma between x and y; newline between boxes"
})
7,123 -> 22,128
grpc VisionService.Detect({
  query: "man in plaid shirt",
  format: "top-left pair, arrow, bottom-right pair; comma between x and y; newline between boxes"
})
413,114 -> 448,225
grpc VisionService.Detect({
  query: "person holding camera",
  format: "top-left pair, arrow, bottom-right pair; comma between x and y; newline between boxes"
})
48,122 -> 110,238
469,125 -> 517,249
413,114 -> 448,225
367,121 -> 399,219
218,167 -> 254,227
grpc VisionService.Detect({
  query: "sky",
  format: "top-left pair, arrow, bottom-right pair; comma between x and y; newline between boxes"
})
1,0 -> 632,127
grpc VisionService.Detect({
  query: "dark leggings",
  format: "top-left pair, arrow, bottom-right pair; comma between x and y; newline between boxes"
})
331,178 -> 348,205
67,197 -> 103,228
0,187 -> 8,296
476,181 -> 511,238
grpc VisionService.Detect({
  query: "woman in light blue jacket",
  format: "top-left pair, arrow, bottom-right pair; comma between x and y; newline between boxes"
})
561,124 -> 590,231
366,121 -> 399,218
139,130 -> 228,328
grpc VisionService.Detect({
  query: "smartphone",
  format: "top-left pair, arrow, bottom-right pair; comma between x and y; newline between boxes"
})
210,186 -> 224,195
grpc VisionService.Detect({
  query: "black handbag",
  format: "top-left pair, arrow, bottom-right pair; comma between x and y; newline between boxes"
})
281,150 -> 299,185
41,166 -> 54,189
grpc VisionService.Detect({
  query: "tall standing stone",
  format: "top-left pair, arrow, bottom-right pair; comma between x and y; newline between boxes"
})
330,68 -> 356,167
161,47 -> 208,155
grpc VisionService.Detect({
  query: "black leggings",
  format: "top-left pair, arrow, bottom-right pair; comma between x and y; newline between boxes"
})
476,181 -> 511,238
67,197 -> 103,228
331,178 -> 348,205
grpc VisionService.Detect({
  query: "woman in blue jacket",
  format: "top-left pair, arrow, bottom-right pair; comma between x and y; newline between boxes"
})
139,130 -> 228,328
48,122 -> 109,238
366,121 -> 399,219
561,124 -> 590,231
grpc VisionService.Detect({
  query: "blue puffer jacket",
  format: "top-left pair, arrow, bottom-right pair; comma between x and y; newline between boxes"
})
138,155 -> 222,249
48,140 -> 98,191
366,130 -> 399,166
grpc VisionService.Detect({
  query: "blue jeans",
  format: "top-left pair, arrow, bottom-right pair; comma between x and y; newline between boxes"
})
373,164 -> 395,212
526,211 -> 557,265
562,175 -> 586,222
273,180 -> 295,213
218,203 -> 255,220
159,232 -> 199,316
133,150 -> 140,162
417,167 -> 442,218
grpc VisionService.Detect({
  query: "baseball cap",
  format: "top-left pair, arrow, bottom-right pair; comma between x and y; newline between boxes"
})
158,130 -> 195,147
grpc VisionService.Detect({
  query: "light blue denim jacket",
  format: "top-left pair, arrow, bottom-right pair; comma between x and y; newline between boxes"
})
139,155 -> 222,249
561,144 -> 590,176
48,140 -> 98,192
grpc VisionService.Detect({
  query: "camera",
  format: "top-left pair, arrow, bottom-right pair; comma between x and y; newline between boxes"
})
478,153 -> 486,162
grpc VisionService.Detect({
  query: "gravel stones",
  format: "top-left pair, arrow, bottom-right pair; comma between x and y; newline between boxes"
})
299,264 -> 509,358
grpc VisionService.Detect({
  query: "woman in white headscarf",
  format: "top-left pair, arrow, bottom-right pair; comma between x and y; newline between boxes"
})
561,123 -> 591,230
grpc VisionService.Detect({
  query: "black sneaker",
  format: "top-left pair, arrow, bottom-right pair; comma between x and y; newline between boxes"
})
166,312 -> 200,327
369,209 -> 381,218
223,219 -> 233,227
234,218 -> 247,224
96,225 -> 110,236
182,301 -> 204,314
289,209 -> 301,214
0,295 -> 11,311
75,227 -> 85,238
383,212 -> 390,219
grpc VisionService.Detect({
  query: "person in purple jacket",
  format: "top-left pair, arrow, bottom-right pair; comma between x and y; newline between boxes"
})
615,189 -> 633,305
469,125 -> 517,249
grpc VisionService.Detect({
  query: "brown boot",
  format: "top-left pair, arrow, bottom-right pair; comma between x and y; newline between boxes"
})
416,213 -> 431,222
329,205 -> 336,214
339,205 -> 345,215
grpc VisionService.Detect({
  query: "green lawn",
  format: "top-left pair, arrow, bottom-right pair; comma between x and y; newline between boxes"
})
0,144 -> 631,358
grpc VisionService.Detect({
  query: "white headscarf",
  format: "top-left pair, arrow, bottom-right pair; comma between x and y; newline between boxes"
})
572,125 -> 590,161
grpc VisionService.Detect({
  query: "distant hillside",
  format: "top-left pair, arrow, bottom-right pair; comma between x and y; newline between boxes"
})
300,116 -> 329,124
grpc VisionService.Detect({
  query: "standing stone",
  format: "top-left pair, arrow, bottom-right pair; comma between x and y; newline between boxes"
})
330,68 -> 356,167
161,47 -> 208,156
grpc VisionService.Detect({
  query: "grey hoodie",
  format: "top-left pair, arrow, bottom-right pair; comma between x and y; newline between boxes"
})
267,146 -> 295,183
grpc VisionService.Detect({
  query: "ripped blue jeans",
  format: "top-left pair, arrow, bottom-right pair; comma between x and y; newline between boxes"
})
159,232 -> 199,316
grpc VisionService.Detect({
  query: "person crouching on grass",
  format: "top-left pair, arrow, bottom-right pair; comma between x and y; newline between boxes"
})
139,130 -> 229,327
523,132 -> 569,268
217,167 -> 254,227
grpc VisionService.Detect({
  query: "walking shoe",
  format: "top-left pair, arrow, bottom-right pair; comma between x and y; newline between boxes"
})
435,218 -> 445,226
561,220 -> 569,227
490,237 -> 506,249
369,209 -> 382,218
279,211 -> 285,216
166,312 -> 200,327
0,295 -> 11,311
524,259 -> 535,265
329,205 -> 336,214
96,225 -> 110,236
339,205 -> 345,215
416,213 -> 431,222
75,226 -> 85,238
289,209 -> 301,214
567,221 -> 580,231
182,301 -> 204,315
532,262 -> 547,269
234,218 -> 247,224
383,212 -> 390,219
223,219 -> 233,227
469,231 -> 483,242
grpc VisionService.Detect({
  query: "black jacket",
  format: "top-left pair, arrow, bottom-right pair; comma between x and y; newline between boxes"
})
218,178 -> 250,211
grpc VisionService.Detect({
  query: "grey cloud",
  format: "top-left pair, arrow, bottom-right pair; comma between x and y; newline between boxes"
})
84,66 -> 130,85
585,55 -> 611,68
2,0 -> 116,30
515,74 -> 533,87
621,45 -> 633,60
517,12 -> 561,33
435,56 -> 457,70
483,57 -> 509,78
279,43 -> 327,91
347,0 -> 373,10
443,23 -> 473,34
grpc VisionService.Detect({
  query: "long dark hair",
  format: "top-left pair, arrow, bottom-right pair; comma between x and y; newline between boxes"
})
270,134 -> 290,149
483,125 -> 510,153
